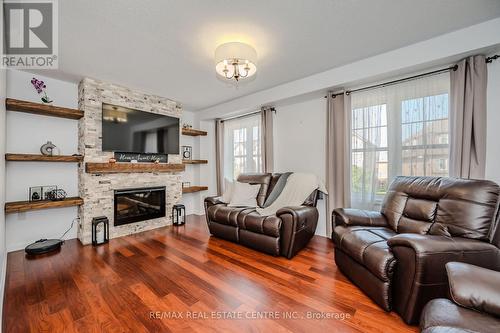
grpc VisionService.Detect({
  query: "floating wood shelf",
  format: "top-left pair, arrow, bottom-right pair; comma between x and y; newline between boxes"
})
85,162 -> 185,174
5,153 -> 84,162
5,197 -> 84,214
182,186 -> 208,194
182,159 -> 208,165
6,98 -> 83,120
182,128 -> 207,136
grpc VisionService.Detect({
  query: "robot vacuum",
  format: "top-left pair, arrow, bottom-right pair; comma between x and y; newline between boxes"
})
25,239 -> 63,255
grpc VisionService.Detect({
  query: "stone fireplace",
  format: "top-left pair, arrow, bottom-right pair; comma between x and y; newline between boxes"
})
77,77 -> 183,245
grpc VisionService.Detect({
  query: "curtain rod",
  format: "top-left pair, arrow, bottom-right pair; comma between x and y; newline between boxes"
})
344,64 -> 457,96
219,107 -> 275,122
486,54 -> 499,63
325,54 -> 499,98
325,65 -> 457,98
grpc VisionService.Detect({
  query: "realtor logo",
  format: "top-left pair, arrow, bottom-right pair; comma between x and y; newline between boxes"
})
2,0 -> 58,68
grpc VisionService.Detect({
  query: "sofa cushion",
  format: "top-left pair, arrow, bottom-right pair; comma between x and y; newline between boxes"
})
220,178 -> 234,203
397,198 -> 437,234
334,225 -> 397,281
237,210 -> 281,237
207,205 -> 250,227
228,182 -> 260,207
382,176 -> 500,239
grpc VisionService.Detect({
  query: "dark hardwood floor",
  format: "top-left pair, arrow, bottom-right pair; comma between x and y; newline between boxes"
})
3,215 -> 417,333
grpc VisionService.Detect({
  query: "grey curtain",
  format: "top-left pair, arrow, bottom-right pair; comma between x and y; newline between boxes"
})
261,106 -> 274,173
215,119 -> 224,195
326,92 -> 351,237
450,55 -> 488,179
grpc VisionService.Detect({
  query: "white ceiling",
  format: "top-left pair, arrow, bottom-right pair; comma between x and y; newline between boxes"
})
34,0 -> 500,110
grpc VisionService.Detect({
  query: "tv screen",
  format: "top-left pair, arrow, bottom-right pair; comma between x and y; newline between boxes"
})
101,103 -> 180,154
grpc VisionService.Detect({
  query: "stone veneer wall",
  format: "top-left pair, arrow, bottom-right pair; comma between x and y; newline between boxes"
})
78,77 -> 183,245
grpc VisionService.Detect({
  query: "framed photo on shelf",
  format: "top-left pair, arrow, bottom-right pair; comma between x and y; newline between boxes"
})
42,185 -> 58,200
29,186 -> 43,202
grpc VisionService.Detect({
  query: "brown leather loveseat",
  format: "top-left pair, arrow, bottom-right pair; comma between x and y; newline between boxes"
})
332,176 -> 500,324
204,173 -> 319,258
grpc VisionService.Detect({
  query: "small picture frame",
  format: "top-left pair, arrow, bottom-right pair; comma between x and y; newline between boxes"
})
181,146 -> 192,160
29,186 -> 43,202
182,182 -> 191,188
42,185 -> 58,200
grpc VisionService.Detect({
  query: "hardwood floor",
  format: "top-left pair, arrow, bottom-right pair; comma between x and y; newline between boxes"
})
3,215 -> 417,333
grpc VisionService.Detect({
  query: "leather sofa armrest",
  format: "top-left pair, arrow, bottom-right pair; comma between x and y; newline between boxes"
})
277,206 -> 318,230
332,208 -> 388,228
204,196 -> 225,218
204,196 -> 224,206
387,234 -> 500,324
277,206 -> 319,258
446,262 -> 500,317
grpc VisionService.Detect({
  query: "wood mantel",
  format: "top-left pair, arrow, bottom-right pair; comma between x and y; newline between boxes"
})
85,162 -> 185,174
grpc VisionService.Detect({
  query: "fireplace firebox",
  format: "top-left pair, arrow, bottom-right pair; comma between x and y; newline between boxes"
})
114,187 -> 166,226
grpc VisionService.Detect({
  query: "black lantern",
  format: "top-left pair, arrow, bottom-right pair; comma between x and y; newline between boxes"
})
92,216 -> 109,246
172,204 -> 186,226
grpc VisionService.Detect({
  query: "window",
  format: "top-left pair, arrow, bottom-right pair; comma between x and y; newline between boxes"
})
223,114 -> 262,180
401,93 -> 449,177
350,73 -> 450,210
233,128 -> 247,177
351,104 -> 388,205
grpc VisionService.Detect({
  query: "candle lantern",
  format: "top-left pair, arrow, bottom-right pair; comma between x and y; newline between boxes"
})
92,216 -> 109,246
172,204 -> 186,226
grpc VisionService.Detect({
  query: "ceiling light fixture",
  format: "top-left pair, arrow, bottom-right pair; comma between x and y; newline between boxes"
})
215,42 -> 257,82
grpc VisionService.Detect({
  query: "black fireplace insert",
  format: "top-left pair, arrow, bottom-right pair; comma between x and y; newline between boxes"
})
114,186 -> 166,226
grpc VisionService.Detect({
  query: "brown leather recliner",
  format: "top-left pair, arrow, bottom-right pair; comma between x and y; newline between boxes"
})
420,262 -> 500,333
204,173 -> 319,258
332,176 -> 500,324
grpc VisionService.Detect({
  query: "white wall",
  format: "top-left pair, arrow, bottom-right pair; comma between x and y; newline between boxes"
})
273,98 -> 328,236
486,56 -> 500,184
5,70 -> 79,252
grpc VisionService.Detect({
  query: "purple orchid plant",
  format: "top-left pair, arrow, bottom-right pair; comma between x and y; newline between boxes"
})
31,77 -> 53,104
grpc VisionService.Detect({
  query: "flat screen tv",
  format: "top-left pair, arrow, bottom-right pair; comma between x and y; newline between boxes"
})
101,103 -> 180,154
